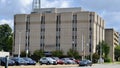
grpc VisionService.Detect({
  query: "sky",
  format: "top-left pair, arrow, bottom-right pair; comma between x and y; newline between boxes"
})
0,0 -> 120,32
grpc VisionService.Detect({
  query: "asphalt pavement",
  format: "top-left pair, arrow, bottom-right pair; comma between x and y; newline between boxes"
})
0,64 -> 120,68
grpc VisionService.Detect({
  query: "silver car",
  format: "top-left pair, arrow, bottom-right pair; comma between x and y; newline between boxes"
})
39,57 -> 57,65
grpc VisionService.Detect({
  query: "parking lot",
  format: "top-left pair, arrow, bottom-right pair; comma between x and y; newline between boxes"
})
0,64 -> 120,68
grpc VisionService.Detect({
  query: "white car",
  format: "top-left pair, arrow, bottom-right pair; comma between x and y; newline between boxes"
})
39,57 -> 57,65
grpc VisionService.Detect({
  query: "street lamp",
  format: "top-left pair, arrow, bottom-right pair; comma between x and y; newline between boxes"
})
82,33 -> 85,60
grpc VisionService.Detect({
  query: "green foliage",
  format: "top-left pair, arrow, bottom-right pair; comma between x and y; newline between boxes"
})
92,53 -> 99,63
52,50 -> 63,57
31,50 -> 44,62
67,49 -> 79,59
0,24 -> 13,52
102,42 -> 110,58
115,46 -> 120,61
104,57 -> 111,62
20,51 -> 26,57
96,41 -> 110,58
20,51 -> 31,57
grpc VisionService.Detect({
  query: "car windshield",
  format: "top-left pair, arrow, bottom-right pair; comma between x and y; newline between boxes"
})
65,58 -> 70,60
24,58 -> 32,61
47,57 -> 54,61
16,58 -> 25,62
82,60 -> 90,62
53,57 -> 59,60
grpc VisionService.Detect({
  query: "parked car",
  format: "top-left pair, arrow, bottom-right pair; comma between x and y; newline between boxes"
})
61,58 -> 76,64
11,57 -> 27,65
23,57 -> 36,65
79,59 -> 92,66
39,57 -> 57,65
52,57 -> 64,64
69,57 -> 80,64
0,57 -> 15,66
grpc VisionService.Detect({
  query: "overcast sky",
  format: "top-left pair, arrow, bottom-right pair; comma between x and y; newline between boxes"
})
0,0 -> 120,32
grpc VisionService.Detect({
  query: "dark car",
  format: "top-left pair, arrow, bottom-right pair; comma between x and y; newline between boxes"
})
69,57 -> 80,64
79,59 -> 92,66
23,57 -> 36,65
0,57 -> 15,66
11,57 -> 27,65
52,57 -> 64,64
61,58 -> 76,64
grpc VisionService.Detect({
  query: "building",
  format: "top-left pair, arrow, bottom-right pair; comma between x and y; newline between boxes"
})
13,8 -> 105,57
119,33 -> 120,45
105,29 -> 119,62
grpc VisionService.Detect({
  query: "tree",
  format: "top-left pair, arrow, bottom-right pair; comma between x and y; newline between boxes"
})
20,51 -> 31,57
115,46 -> 120,61
52,50 -> 63,57
92,53 -> 99,63
67,49 -> 79,59
31,50 -> 44,62
96,41 -> 110,58
0,24 -> 13,52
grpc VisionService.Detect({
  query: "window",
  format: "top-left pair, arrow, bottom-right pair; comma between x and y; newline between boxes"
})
45,11 -> 51,13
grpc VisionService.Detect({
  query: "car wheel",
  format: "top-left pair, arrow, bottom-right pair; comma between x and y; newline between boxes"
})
47,62 -> 50,65
90,64 -> 92,66
40,63 -> 42,65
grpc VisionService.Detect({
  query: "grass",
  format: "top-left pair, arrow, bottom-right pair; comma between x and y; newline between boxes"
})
114,61 -> 120,64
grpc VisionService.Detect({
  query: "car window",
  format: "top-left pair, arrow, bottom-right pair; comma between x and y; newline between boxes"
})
42,58 -> 46,60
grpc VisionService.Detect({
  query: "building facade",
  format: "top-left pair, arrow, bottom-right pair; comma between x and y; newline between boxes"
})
13,8 -> 105,56
105,29 -> 119,62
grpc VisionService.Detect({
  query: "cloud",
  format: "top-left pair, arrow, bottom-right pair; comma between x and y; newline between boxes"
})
79,0 -> 120,12
0,0 -> 120,32
103,12 -> 120,31
0,19 -> 13,29
0,0 -> 33,29
0,0 -> 72,29
0,0 -> 6,3
77,0 -> 120,31
41,0 -> 72,8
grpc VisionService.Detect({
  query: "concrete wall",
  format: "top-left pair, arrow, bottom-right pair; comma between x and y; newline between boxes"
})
60,12 -> 73,55
29,13 -> 42,54
14,10 -> 105,56
105,29 -> 119,62
14,14 -> 27,54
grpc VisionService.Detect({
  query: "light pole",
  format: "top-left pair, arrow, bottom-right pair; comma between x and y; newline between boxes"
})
18,31 -> 21,58
72,41 -> 75,50
82,33 -> 85,60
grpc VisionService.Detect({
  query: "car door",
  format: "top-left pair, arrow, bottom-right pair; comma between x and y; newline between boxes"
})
42,57 -> 48,64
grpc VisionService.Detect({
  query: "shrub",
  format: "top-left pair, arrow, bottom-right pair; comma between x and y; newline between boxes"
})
92,53 -> 99,63
31,50 -> 44,62
104,57 -> 111,62
52,50 -> 63,57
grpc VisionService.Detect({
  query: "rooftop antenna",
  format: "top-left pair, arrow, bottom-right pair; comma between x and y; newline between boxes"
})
32,0 -> 41,13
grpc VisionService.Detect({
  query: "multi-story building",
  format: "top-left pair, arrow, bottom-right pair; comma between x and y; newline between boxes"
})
13,8 -> 105,57
119,33 -> 120,45
105,29 -> 119,62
